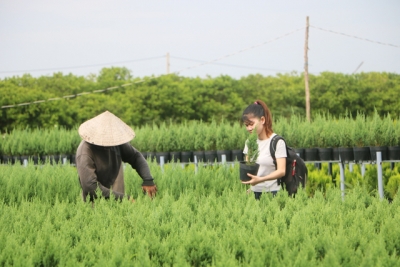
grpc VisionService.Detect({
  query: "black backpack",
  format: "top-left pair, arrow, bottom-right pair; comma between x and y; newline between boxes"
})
269,135 -> 308,196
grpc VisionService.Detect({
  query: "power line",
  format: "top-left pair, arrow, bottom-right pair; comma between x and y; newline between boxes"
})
0,56 -> 165,74
1,80 -> 147,109
2,25 -> 398,109
1,28 -> 304,109
310,25 -> 400,48
171,56 -> 292,72
173,27 -> 305,74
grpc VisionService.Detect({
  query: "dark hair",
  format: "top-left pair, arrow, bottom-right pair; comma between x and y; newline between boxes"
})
242,100 -> 273,137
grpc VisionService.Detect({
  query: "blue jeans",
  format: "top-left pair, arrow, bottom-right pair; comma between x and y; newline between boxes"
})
254,191 -> 278,200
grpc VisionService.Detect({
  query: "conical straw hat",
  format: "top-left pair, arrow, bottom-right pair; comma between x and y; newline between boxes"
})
78,111 -> 135,146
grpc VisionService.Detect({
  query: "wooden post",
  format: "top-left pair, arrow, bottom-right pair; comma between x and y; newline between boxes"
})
166,52 -> 170,74
304,16 -> 310,121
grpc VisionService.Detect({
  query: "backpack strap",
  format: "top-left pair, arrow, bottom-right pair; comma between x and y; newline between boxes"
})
270,134 -> 286,186
269,134 -> 285,162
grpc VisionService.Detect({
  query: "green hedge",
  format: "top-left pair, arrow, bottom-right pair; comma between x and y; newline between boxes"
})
1,70 -> 400,132
1,111 -> 399,157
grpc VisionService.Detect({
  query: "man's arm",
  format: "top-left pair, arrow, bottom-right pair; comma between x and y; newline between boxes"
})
119,143 -> 155,186
120,143 -> 157,198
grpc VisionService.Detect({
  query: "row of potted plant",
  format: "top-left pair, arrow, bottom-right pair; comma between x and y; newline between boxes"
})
0,126 -> 81,164
130,120 -> 248,163
1,111 -> 400,164
275,111 -> 400,162
131,111 -> 400,162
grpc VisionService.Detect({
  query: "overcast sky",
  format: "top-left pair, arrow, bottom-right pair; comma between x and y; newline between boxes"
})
0,0 -> 399,80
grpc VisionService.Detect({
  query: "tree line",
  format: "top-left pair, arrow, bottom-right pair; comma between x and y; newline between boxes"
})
1,67 -> 399,132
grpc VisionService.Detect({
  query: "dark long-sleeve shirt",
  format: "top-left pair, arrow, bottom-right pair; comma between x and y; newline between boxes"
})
76,140 -> 155,201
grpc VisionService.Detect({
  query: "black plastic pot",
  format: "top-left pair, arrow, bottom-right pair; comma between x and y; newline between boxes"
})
193,151 -> 205,162
145,152 -> 156,162
70,154 -> 76,165
231,149 -> 244,162
2,155 -> 13,164
339,147 -> 354,162
216,150 -> 232,162
31,155 -> 40,165
60,154 -> 70,164
388,146 -> 400,160
169,151 -> 181,163
50,155 -> 61,165
40,155 -> 47,164
204,150 -> 217,163
156,152 -> 170,163
370,146 -> 388,161
333,148 -> 340,161
304,148 -> 319,161
239,162 -> 259,181
181,151 -> 193,163
353,147 -> 371,162
318,147 -> 333,161
20,155 -> 29,165
13,156 -> 20,165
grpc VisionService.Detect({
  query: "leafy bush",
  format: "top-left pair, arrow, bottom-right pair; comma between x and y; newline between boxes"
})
203,120 -> 217,151
193,121 -> 206,151
367,109 -> 385,146
285,113 -> 305,148
386,174 -> 400,199
216,120 -> 231,150
179,121 -> 195,151
338,113 -> 353,147
245,129 -> 259,165
352,112 -> 369,147
1,111 -> 400,156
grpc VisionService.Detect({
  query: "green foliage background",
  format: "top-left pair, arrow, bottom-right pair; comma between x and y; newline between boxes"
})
1,68 -> 400,131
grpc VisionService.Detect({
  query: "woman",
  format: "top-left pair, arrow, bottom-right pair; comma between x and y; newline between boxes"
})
241,100 -> 287,199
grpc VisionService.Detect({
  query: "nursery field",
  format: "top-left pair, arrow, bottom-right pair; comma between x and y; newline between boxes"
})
1,162 -> 400,266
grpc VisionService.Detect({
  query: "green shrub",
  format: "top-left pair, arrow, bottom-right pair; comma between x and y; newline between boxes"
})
216,120 -> 231,150
245,129 -> 259,165
179,121 -> 195,151
338,114 -> 353,147
193,121 -> 206,151
386,174 -> 400,199
367,109 -> 385,146
352,111 -> 369,147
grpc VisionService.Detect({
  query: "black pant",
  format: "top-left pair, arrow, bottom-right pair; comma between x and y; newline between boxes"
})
254,191 -> 277,200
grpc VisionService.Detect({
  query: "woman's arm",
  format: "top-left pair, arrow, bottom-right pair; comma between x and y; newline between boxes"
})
241,157 -> 286,186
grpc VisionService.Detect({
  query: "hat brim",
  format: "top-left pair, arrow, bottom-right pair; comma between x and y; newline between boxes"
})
78,111 -> 135,146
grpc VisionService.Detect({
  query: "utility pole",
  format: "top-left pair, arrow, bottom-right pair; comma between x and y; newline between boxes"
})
166,52 -> 170,74
304,16 -> 310,122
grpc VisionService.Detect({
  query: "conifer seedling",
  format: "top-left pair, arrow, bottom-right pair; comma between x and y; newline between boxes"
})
245,127 -> 259,165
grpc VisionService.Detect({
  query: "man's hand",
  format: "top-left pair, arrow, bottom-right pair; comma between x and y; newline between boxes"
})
142,185 -> 157,198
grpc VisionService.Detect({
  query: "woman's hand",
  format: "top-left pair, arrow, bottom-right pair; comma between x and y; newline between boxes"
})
241,173 -> 262,186
242,157 -> 286,186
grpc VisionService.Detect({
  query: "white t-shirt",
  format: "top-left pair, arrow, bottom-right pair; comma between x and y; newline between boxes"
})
243,133 -> 287,192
